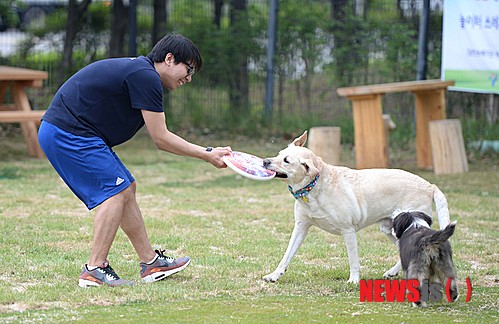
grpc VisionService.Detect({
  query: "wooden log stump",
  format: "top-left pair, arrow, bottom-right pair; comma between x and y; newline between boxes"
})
308,127 -> 341,165
429,119 -> 468,175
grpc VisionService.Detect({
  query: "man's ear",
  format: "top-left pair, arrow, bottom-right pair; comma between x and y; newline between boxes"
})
165,52 -> 175,64
292,131 -> 308,147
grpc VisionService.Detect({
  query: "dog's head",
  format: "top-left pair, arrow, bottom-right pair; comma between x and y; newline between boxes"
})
263,131 -> 321,187
392,211 -> 433,239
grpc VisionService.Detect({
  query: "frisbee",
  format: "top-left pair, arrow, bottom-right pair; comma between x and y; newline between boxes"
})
223,151 -> 276,181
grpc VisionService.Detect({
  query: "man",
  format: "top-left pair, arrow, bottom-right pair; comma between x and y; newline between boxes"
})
38,34 -> 232,287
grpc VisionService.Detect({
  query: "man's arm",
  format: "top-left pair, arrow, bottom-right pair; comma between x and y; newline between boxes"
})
142,109 -> 231,168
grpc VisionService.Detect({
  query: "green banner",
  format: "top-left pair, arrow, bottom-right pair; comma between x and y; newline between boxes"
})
441,0 -> 499,94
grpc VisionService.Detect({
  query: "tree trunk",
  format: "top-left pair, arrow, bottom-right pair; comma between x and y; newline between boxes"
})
229,0 -> 249,123
277,70 -> 284,125
330,0 -> 351,86
213,0 -> 223,28
152,0 -> 168,45
109,0 -> 128,58
59,0 -> 92,85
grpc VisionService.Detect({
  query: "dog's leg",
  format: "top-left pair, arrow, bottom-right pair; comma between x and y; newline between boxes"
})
263,221 -> 311,282
444,276 -> 459,302
436,258 -> 459,302
343,231 -> 361,284
380,220 -> 402,278
384,262 -> 402,279
406,270 -> 427,307
408,265 -> 430,308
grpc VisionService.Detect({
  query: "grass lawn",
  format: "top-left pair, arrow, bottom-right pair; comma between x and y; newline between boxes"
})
0,130 -> 497,323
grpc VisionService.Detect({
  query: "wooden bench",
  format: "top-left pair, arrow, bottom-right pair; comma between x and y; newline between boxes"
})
0,110 -> 45,123
337,79 -> 455,169
0,66 -> 49,158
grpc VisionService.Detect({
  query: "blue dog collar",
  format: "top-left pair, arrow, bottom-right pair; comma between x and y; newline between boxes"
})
288,174 -> 320,203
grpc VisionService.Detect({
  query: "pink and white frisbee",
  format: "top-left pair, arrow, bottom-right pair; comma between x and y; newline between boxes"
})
223,151 -> 276,181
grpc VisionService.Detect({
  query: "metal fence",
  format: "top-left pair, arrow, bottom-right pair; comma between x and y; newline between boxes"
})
0,0 -> 495,141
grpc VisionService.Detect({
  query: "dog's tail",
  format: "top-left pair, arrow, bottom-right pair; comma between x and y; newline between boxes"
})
423,221 -> 457,248
433,185 -> 450,230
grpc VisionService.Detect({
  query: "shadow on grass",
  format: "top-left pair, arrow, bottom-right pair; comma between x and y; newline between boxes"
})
159,174 -> 273,189
0,166 -> 22,179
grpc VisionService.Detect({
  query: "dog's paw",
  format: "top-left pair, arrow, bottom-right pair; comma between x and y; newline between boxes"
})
412,301 -> 427,308
347,276 -> 360,284
262,272 -> 282,283
383,268 -> 400,279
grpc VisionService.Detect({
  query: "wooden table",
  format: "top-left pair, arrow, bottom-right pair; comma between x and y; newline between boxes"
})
337,79 -> 455,169
0,66 -> 48,158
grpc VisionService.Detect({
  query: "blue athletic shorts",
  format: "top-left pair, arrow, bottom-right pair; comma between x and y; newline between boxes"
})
38,121 -> 134,210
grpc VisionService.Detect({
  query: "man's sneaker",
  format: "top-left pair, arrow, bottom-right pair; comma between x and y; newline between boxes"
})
140,249 -> 191,283
78,261 -> 134,287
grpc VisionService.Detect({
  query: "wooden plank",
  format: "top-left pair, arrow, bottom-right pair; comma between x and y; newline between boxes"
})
343,94 -> 378,101
337,79 -> 455,98
0,110 -> 45,122
0,104 -> 16,111
0,81 -> 7,102
429,119 -> 468,175
414,89 -> 447,169
0,110 -> 45,158
0,66 -> 48,82
351,94 -> 387,168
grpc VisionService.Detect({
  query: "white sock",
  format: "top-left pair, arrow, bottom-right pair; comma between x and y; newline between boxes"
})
86,264 -> 98,271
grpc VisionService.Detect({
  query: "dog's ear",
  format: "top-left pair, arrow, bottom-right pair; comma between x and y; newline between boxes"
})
413,211 -> 433,227
393,212 -> 413,239
292,131 -> 308,147
302,158 -> 319,178
422,213 -> 433,227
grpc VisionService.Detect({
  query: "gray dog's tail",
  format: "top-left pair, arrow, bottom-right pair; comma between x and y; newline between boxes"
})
423,221 -> 457,247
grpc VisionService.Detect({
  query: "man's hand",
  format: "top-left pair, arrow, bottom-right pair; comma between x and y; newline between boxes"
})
205,146 -> 232,168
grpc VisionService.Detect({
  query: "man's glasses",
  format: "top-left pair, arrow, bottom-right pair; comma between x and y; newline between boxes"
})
185,62 -> 195,76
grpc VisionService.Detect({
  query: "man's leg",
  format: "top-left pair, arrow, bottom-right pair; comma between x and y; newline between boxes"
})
78,187 -> 137,287
118,182 -> 191,283
88,188 -> 129,266
118,182 -> 156,263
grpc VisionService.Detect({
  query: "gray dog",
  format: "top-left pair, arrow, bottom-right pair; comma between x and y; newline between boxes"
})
392,211 -> 459,307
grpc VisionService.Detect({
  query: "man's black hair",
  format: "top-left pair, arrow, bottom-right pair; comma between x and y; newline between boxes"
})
147,34 -> 203,72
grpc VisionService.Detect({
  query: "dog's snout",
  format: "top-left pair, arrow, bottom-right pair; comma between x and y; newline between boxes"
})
263,159 -> 271,168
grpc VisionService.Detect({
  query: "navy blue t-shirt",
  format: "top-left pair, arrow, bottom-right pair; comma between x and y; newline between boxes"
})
42,56 -> 163,147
